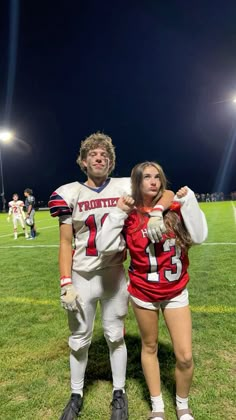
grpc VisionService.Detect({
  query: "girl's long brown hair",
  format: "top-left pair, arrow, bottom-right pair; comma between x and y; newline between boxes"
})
164,210 -> 193,252
130,161 -> 167,231
130,161 -> 192,251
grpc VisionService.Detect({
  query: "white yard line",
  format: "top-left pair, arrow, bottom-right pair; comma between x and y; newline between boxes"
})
0,224 -> 57,239
202,242 -> 236,245
231,202 -> 236,224
0,245 -> 59,248
0,242 -> 235,249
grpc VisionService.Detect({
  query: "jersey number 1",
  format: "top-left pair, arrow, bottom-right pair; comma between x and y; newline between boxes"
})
85,214 -> 108,256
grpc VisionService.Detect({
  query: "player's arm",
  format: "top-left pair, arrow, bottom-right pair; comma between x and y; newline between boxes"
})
49,191 -> 73,267
59,221 -> 83,312
174,186 -> 208,244
19,202 -> 25,218
49,191 -> 73,280
97,208 -> 127,254
59,222 -> 73,279
26,204 -> 32,216
48,186 -> 83,312
97,196 -> 133,254
156,189 -> 175,210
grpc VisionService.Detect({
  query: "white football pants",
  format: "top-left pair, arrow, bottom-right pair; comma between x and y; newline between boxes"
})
67,265 -> 129,394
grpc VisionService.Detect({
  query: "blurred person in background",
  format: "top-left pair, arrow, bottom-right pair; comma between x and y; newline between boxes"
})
24,188 -> 36,239
7,193 -> 29,239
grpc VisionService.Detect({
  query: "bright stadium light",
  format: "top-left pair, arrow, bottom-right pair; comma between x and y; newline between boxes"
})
0,130 -> 14,142
0,130 -> 14,212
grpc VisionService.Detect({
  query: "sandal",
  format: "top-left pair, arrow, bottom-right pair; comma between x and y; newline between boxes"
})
176,408 -> 194,420
148,412 -> 165,419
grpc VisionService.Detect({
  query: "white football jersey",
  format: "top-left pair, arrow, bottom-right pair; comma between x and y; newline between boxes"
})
49,178 -> 131,272
8,200 -> 24,218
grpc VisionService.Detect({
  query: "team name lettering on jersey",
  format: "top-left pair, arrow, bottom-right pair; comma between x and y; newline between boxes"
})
77,197 -> 119,212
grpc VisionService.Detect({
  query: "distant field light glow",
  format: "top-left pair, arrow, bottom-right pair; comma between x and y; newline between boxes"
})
0,130 -> 14,142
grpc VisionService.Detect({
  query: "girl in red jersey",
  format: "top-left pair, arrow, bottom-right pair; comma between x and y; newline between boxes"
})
97,161 -> 208,420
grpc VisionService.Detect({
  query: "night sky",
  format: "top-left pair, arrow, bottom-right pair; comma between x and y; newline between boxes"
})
0,0 -> 236,204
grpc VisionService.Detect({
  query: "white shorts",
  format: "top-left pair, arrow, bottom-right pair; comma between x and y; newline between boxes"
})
130,288 -> 189,311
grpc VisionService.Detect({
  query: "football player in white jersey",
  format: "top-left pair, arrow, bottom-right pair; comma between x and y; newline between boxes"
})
48,132 -> 174,420
7,193 -> 29,239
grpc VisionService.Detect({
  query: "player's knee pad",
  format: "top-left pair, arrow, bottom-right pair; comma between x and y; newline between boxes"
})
104,326 -> 125,347
69,334 -> 92,352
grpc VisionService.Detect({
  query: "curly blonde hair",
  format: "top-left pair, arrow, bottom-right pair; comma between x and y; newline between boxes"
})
76,132 -> 116,174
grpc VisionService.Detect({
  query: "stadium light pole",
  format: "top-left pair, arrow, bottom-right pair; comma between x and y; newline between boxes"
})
0,130 -> 14,212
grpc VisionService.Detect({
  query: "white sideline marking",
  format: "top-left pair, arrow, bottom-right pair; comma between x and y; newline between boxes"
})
0,245 -> 59,248
202,242 -> 236,245
0,242 -> 236,249
0,224 -> 57,239
0,242 -> 235,250
232,202 -> 236,224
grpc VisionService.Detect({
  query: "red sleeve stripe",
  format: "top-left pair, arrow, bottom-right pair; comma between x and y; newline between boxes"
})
48,192 -> 72,217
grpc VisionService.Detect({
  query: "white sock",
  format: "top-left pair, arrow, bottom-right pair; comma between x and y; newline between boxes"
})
151,393 -> 164,413
176,395 -> 189,410
176,395 -> 193,420
108,339 -> 127,391
113,388 -> 125,393
70,348 -> 89,397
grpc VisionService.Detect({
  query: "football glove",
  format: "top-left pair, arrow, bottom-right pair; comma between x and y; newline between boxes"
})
60,283 -> 83,312
147,209 -> 166,243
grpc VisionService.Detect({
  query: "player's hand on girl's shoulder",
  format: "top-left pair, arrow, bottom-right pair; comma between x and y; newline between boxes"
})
176,186 -> 188,198
117,195 -> 135,214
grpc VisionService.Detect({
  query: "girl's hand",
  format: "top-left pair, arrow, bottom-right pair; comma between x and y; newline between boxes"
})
117,195 -> 135,214
176,186 -> 188,198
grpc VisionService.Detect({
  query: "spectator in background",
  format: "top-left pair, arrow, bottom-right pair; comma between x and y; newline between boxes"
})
24,188 -> 36,239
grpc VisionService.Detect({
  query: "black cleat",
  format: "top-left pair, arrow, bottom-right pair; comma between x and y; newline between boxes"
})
110,390 -> 128,420
60,393 -> 83,420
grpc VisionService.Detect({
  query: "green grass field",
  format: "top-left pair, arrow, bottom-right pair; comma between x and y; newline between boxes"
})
0,202 -> 235,419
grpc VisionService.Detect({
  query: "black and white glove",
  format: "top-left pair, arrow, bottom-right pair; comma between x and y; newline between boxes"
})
60,277 -> 83,312
147,206 -> 166,243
